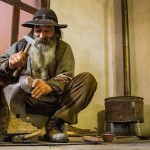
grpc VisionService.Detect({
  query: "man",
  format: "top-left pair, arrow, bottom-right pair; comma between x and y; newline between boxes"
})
0,8 -> 97,143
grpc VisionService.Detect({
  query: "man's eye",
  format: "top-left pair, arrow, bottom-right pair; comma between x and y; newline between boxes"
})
35,30 -> 42,33
45,29 -> 51,32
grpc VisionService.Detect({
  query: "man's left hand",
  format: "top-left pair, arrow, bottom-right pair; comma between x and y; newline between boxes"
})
31,79 -> 53,98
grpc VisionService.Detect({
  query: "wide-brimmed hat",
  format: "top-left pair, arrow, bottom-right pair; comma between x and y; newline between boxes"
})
22,8 -> 67,28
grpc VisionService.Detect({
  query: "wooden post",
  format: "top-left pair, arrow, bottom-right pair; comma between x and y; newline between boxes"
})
10,0 -> 20,46
41,0 -> 50,8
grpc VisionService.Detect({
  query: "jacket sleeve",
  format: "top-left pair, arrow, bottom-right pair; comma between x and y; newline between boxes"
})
0,42 -> 18,77
47,43 -> 75,92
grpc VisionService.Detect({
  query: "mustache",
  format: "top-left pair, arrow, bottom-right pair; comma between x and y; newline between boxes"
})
34,37 -> 50,45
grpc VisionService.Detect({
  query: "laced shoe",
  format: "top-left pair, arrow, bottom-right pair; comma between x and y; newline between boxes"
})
45,117 -> 69,143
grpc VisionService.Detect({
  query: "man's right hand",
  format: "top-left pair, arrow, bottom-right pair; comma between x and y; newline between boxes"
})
8,51 -> 27,70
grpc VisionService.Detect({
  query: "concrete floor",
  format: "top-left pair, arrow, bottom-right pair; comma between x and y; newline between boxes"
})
0,137 -> 150,150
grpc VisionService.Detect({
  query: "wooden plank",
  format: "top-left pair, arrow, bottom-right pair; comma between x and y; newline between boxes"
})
0,0 -> 15,5
1,0 -> 37,14
1,0 -> 39,45
48,0 -> 50,8
19,2 -> 37,14
41,0 -> 50,8
10,3 -> 20,45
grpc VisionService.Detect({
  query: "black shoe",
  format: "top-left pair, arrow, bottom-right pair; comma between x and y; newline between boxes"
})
45,117 -> 69,143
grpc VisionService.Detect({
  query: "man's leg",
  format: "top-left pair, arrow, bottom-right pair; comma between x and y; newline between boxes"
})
45,72 -> 97,142
54,72 -> 97,124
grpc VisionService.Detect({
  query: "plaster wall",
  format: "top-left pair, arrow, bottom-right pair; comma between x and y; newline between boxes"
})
128,0 -> 150,123
50,0 -> 114,131
50,0 -> 150,132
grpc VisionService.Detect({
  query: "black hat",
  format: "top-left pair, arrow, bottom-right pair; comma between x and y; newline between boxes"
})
22,8 -> 67,28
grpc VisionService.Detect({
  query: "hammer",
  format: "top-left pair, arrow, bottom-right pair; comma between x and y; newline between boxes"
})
13,36 -> 39,77
11,130 -> 41,143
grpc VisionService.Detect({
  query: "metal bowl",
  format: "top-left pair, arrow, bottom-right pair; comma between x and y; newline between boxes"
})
101,134 -> 115,142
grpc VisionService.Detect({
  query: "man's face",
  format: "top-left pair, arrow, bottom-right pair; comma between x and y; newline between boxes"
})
33,25 -> 55,44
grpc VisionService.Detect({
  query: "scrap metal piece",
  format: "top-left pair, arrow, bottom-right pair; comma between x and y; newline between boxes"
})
19,76 -> 34,93
23,35 -> 39,48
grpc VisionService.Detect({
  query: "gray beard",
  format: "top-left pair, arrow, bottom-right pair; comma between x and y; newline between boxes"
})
29,38 -> 56,79
29,39 -> 56,69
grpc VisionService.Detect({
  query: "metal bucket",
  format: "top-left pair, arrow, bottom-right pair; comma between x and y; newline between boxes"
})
105,96 -> 144,123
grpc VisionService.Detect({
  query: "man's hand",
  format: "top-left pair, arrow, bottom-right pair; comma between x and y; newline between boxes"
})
31,79 -> 53,98
8,51 -> 27,70
54,74 -> 72,82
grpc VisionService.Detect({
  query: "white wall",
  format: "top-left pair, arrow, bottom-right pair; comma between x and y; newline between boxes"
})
128,0 -> 150,123
50,0 -> 114,130
50,0 -> 150,133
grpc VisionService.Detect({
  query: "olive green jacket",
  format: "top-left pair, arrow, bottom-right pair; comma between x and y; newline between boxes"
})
0,40 -> 75,93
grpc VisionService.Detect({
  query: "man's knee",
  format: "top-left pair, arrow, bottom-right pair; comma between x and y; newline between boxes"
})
79,72 -> 97,86
74,72 -> 97,93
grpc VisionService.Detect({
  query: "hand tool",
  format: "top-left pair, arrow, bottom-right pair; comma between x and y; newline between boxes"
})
11,130 -> 41,143
13,36 -> 39,77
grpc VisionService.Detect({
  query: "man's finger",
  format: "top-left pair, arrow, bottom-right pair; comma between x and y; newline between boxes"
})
31,79 -> 43,94
32,87 -> 46,98
32,79 -> 40,87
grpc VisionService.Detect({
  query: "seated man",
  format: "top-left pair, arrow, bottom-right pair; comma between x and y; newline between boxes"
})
0,8 -> 97,143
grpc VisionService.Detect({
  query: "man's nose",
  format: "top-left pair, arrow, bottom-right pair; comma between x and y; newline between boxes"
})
39,32 -> 46,39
